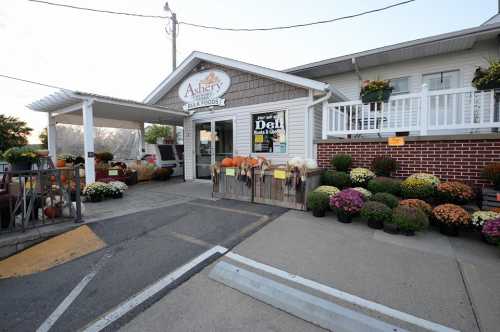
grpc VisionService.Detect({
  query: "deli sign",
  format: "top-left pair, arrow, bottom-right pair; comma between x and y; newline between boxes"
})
178,70 -> 231,111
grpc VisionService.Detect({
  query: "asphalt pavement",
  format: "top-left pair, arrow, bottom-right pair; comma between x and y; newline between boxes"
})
0,198 -> 286,332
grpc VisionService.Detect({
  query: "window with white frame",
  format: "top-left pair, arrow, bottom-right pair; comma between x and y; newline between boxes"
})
390,77 -> 409,94
422,70 -> 459,91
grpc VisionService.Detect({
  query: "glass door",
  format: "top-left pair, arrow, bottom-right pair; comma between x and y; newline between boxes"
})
195,120 -> 233,180
195,122 -> 212,179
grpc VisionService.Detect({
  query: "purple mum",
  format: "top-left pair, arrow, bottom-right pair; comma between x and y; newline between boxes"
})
330,189 -> 364,215
482,218 -> 500,238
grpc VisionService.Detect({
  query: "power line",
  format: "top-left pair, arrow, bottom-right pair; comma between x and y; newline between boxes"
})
0,73 -> 69,90
27,0 -> 416,32
179,1 -> 416,32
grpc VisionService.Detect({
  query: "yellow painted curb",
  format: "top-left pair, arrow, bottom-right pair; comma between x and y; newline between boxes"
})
0,225 -> 106,279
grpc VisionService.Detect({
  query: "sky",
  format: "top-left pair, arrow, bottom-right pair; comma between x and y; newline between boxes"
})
0,0 -> 497,143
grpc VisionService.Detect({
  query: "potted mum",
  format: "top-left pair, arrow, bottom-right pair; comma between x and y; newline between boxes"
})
481,218 -> 500,246
436,181 -> 474,205
360,80 -> 393,103
2,146 -> 39,171
307,190 -> 331,217
83,182 -> 111,202
349,168 -> 375,187
392,205 -> 429,236
471,211 -> 500,244
108,181 -> 128,199
432,204 -> 471,236
360,201 -> 391,229
330,189 -> 364,223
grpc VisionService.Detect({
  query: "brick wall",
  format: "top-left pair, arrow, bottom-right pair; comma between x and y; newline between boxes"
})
316,135 -> 500,188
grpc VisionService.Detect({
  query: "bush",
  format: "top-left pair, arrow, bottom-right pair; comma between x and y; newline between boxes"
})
352,187 -> 372,200
360,201 -> 392,224
307,190 -> 330,212
371,156 -> 399,176
321,171 -> 351,189
432,204 -> 471,226
153,167 -> 173,181
349,168 -> 375,186
399,199 -> 432,216
314,186 -> 340,197
331,154 -> 352,172
370,192 -> 399,208
482,163 -> 500,190
108,181 -> 128,198
400,178 -> 435,200
471,211 -> 500,230
329,189 -> 364,216
83,182 -> 112,202
367,177 -> 401,196
406,173 -> 440,187
436,181 -> 474,205
392,206 -> 429,232
482,218 -> 500,244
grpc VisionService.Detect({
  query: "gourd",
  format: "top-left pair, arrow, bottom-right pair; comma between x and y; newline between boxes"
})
221,158 -> 234,167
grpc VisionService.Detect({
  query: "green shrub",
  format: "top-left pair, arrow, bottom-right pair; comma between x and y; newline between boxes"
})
371,156 -> 399,176
314,186 -> 340,197
321,171 -> 351,189
369,192 -> 399,208
96,151 -> 114,163
400,178 -> 435,200
392,206 -> 429,232
330,154 -> 352,172
367,177 -> 401,195
307,191 -> 330,212
360,201 -> 392,224
2,146 -> 39,164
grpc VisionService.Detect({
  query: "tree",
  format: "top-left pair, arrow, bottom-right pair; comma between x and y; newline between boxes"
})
39,128 -> 48,148
144,125 -> 172,144
0,115 -> 33,153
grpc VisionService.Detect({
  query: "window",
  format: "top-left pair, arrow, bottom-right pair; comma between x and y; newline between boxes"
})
252,111 -> 287,153
390,77 -> 409,94
422,70 -> 459,91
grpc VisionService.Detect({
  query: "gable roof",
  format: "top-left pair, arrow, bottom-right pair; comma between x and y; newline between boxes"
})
286,22 -> 500,78
144,51 -> 335,104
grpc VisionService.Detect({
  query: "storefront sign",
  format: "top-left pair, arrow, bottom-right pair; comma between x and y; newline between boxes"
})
274,169 -> 287,180
388,136 -> 405,146
252,111 -> 287,153
108,169 -> 119,176
179,70 -> 231,111
225,168 -> 236,176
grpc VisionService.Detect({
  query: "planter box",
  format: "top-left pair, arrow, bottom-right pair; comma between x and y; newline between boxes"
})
253,168 -> 322,210
482,187 -> 500,209
212,167 -> 253,202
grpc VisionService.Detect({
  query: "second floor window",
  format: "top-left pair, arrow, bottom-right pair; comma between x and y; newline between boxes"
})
390,77 -> 409,94
422,70 -> 459,91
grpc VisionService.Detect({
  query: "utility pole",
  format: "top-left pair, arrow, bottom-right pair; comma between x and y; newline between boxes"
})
164,2 -> 177,71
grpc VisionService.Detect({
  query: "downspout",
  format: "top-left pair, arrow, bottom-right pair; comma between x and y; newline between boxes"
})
306,86 -> 333,159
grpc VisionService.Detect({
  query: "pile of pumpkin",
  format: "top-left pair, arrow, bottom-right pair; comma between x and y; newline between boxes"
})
220,156 -> 262,168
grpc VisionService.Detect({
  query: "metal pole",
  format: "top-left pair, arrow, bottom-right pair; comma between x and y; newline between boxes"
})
172,12 -> 177,70
74,165 -> 83,223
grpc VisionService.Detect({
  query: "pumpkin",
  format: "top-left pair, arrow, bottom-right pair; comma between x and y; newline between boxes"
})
221,158 -> 234,167
60,175 -> 67,183
44,207 -> 58,219
246,157 -> 258,167
50,175 -> 56,182
233,156 -> 245,167
56,160 -> 66,168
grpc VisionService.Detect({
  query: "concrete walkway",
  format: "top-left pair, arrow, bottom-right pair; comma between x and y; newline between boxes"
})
122,209 -> 500,332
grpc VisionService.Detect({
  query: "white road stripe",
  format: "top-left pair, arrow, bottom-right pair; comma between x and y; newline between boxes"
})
82,245 -> 228,332
37,251 -> 113,332
226,252 -> 460,332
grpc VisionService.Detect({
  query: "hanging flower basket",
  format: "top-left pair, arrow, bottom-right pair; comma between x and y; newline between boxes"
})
360,80 -> 393,104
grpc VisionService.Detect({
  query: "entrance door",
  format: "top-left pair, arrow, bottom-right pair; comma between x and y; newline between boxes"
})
195,120 -> 233,180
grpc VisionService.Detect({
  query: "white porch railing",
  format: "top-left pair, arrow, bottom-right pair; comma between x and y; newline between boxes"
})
322,85 -> 500,138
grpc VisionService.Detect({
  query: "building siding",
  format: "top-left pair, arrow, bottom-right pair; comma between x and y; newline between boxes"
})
155,61 -> 308,112
319,39 -> 499,100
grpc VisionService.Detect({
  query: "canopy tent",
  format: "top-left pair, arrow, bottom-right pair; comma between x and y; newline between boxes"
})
28,90 -> 187,184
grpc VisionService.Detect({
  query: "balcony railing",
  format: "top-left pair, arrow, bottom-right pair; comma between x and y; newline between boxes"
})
322,85 -> 500,138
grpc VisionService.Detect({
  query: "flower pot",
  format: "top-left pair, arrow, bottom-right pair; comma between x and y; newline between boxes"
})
367,219 -> 384,229
312,209 -> 326,218
361,89 -> 392,103
400,229 -> 416,236
439,223 -> 460,237
9,161 -> 32,172
481,233 -> 498,245
337,211 -> 353,224
112,192 -> 123,199
383,222 -> 399,234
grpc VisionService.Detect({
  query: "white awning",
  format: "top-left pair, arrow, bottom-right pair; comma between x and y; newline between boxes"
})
28,90 -> 186,127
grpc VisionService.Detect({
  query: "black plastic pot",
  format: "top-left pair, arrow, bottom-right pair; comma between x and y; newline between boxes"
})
400,229 -> 416,236
383,222 -> 399,234
337,211 -> 353,224
367,219 -> 384,229
439,223 -> 459,237
481,233 -> 498,245
312,209 -> 326,218
9,161 -> 32,172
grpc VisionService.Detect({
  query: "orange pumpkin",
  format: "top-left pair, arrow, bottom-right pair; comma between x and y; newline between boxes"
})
233,156 -> 245,167
60,175 -> 67,183
56,160 -> 66,168
44,207 -> 57,219
246,157 -> 258,167
221,157 -> 234,167
50,175 -> 56,182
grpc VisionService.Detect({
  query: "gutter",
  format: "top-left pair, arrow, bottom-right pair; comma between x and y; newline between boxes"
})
305,86 -> 333,159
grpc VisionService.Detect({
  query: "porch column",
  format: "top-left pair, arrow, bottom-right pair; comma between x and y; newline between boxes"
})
82,99 -> 95,184
47,112 -> 57,165
139,122 -> 145,158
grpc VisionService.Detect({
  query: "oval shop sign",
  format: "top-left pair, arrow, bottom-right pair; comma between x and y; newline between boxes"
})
178,69 -> 231,111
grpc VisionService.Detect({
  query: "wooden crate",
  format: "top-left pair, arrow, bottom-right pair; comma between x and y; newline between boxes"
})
212,167 -> 253,202
253,168 -> 322,210
482,187 -> 500,209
